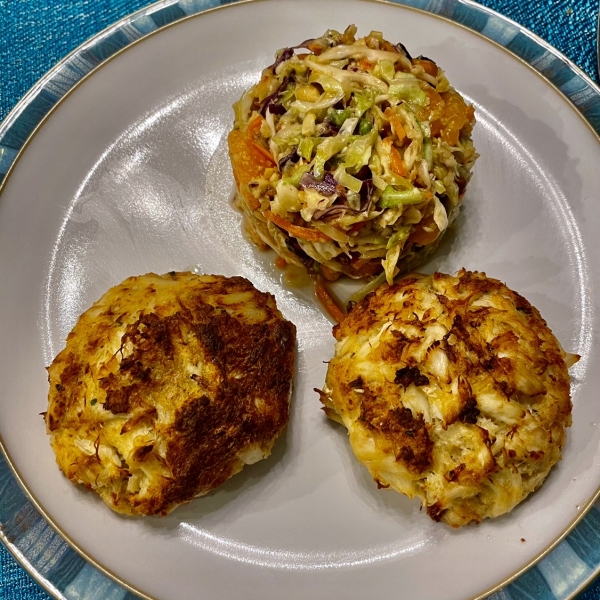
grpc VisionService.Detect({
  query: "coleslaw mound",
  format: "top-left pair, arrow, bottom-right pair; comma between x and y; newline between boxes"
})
228,25 -> 478,282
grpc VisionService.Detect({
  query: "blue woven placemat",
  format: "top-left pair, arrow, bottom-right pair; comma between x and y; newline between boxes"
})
0,0 -> 599,599
0,0 -> 598,125
481,0 -> 599,84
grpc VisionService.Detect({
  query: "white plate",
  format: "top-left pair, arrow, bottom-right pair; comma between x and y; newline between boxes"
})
0,1 -> 599,599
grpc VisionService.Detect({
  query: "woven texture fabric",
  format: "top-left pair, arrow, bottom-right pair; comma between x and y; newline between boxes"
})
0,0 -> 599,599
478,0 -> 599,84
0,0 -> 598,123
0,0 -> 154,123
0,554 -> 49,600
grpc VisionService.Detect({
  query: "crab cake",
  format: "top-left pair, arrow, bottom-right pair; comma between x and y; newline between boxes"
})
46,272 -> 296,516
320,270 -> 576,527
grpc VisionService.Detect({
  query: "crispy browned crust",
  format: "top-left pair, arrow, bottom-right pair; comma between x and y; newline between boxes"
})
46,272 -> 296,516
323,269 -> 574,526
360,399 -> 433,473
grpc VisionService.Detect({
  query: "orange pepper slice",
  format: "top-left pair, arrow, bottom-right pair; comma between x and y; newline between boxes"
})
440,90 -> 471,146
414,87 -> 444,127
227,116 -> 275,211
407,215 -> 440,246
247,114 -> 264,135
466,104 -> 476,124
412,58 -> 439,78
265,211 -> 332,243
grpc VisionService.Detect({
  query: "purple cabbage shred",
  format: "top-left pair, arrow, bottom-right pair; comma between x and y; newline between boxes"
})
270,48 -> 294,72
260,76 -> 289,117
278,148 -> 299,170
396,42 -> 412,61
299,172 -> 338,196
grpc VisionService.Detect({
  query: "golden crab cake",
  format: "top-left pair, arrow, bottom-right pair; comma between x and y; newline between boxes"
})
320,270 -> 576,527
46,272 -> 296,516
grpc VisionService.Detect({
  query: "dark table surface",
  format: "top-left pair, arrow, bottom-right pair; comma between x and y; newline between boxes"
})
0,0 -> 599,599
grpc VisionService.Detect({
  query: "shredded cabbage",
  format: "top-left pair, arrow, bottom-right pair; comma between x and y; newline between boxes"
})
230,24 -> 478,282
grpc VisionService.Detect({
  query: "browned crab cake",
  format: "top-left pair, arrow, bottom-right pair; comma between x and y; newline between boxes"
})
319,270 -> 576,526
46,272 -> 296,516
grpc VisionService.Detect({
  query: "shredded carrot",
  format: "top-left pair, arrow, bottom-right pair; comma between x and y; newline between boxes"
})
265,211 -> 332,243
389,144 -> 406,177
243,192 -> 261,211
315,277 -> 346,323
244,116 -> 275,165
252,141 -> 275,164
247,115 -> 264,135
348,221 -> 368,234
359,58 -> 374,71
274,256 -> 288,269
384,109 -> 406,142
